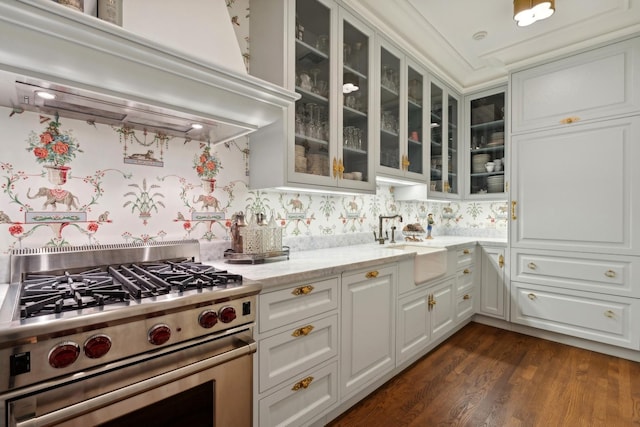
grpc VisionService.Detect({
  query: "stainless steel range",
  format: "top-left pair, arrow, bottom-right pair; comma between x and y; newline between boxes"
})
0,240 -> 260,427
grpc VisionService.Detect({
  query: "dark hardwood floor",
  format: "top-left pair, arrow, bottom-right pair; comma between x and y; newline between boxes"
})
327,322 -> 640,427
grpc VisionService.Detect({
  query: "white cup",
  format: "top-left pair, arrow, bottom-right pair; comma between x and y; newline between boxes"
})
485,162 -> 495,172
494,159 -> 502,171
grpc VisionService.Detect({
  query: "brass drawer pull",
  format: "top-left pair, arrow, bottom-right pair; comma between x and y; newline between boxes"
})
604,270 -> 616,278
463,269 -> 471,274
528,293 -> 536,300
292,325 -> 314,337
463,294 -> 471,300
527,262 -> 537,270
560,116 -> 580,125
463,249 -> 470,255
292,376 -> 314,391
604,310 -> 615,318
292,285 -> 314,296
498,254 -> 504,268
511,201 -> 517,220
365,270 -> 379,279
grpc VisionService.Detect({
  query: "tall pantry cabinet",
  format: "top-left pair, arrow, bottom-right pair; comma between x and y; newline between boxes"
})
509,36 -> 640,350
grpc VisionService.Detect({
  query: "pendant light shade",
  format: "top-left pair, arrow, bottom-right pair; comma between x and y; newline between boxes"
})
514,0 -> 555,27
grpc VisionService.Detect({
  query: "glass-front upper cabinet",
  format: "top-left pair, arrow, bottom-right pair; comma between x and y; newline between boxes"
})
248,0 -> 374,193
340,9 -> 373,190
466,87 -> 506,198
429,78 -> 460,198
376,38 -> 427,182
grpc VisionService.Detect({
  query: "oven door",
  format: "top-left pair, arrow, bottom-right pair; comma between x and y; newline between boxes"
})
3,327 -> 255,427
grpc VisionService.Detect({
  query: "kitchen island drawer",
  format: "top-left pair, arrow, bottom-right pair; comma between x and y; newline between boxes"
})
455,288 -> 476,323
511,282 -> 640,349
259,314 -> 338,393
456,245 -> 476,269
258,360 -> 338,427
512,250 -> 639,297
259,276 -> 339,333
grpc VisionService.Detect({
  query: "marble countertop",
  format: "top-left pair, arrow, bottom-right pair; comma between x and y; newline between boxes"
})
206,236 -> 506,289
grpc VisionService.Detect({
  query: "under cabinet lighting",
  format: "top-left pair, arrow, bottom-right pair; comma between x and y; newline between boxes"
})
191,123 -> 204,130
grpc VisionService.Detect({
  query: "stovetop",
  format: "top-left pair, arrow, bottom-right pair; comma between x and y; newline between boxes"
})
0,240 -> 262,335
19,260 -> 243,319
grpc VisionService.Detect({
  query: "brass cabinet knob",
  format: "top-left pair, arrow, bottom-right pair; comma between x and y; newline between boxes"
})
365,270 -> 379,279
498,254 -> 504,268
463,249 -> 470,254
292,376 -> 314,391
527,262 -> 537,270
292,325 -> 314,337
604,269 -> 616,278
463,268 -> 471,274
604,310 -> 615,318
463,294 -> 471,300
527,293 -> 536,300
292,285 -> 314,296
560,116 -> 580,125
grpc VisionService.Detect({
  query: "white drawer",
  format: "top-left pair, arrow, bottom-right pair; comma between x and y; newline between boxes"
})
258,360 -> 338,427
455,288 -> 475,323
259,314 -> 338,393
259,277 -> 339,333
456,246 -> 476,269
456,265 -> 475,293
513,250 -> 640,297
512,282 -> 640,349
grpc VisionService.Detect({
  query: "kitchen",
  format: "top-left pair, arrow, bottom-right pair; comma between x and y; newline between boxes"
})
0,0 -> 639,426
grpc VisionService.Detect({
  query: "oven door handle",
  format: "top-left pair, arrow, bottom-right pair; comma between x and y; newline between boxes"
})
15,338 -> 256,427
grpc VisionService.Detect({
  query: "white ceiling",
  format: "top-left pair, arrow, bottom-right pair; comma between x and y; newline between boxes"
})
342,0 -> 640,92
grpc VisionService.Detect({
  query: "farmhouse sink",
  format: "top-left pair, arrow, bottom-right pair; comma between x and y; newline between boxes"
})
388,244 -> 447,284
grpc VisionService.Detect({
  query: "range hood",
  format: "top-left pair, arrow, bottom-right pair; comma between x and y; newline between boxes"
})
0,0 -> 298,144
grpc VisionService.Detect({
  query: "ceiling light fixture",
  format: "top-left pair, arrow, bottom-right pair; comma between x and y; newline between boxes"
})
35,90 -> 56,100
514,0 -> 555,27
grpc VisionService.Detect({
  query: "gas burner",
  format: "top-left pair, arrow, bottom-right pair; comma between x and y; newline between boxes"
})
20,270 -> 129,318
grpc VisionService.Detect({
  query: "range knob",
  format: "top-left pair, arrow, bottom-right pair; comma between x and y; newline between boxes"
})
48,342 -> 80,369
84,334 -> 112,359
148,324 -> 171,346
218,306 -> 237,323
198,310 -> 219,329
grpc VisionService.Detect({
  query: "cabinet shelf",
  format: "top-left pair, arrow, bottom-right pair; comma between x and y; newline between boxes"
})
344,105 -> 367,118
470,171 -> 504,178
408,138 -> 422,146
296,87 -> 329,104
295,39 -> 329,63
470,119 -> 504,130
470,145 -> 504,154
295,134 -> 329,151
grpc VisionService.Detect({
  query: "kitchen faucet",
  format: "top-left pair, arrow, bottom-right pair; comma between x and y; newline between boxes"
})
374,214 -> 403,244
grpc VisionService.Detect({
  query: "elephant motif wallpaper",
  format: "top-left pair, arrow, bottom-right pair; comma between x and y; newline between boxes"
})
0,0 -> 507,257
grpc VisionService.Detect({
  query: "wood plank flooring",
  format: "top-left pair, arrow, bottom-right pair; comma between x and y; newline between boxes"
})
327,322 -> 640,427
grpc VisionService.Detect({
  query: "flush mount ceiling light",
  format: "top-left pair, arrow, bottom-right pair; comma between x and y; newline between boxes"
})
514,0 -> 555,27
343,72 -> 359,94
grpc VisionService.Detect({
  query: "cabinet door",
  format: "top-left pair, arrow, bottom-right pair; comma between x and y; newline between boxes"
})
405,58 -> 427,179
338,7 -> 375,191
429,278 -> 455,341
511,37 -> 640,134
341,264 -> 396,400
377,40 -> 402,174
397,288 -> 430,364
511,116 -> 640,255
429,77 -> 460,198
466,87 -> 506,197
480,246 -> 506,319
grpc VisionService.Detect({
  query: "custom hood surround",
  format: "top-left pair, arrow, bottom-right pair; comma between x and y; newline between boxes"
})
0,0 -> 298,144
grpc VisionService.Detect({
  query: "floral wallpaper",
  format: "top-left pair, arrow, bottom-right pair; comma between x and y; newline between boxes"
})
0,1 -> 507,257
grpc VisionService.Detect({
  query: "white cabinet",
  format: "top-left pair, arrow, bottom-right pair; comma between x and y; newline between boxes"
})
249,0 -> 376,193
397,277 -> 455,364
465,87 -> 507,198
510,36 -> 640,134
256,276 -> 340,427
376,37 -> 428,182
341,264 -> 396,400
510,116 -> 640,256
429,76 -> 461,198
455,245 -> 477,323
479,245 -> 507,319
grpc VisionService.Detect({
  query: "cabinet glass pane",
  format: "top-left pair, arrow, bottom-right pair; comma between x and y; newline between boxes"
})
379,47 -> 400,170
407,66 -> 423,174
447,94 -> 458,194
342,20 -> 369,182
430,83 -> 444,191
294,0 -> 331,178
469,92 -> 505,194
